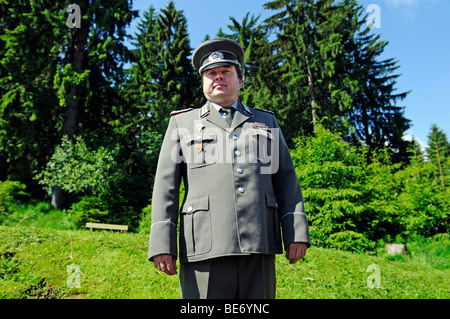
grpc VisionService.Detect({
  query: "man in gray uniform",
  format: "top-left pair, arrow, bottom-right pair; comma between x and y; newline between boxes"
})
148,38 -> 310,299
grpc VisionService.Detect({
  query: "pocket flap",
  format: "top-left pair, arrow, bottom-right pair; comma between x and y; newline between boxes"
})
184,133 -> 216,144
202,133 -> 216,141
265,193 -> 278,209
182,195 -> 209,214
253,129 -> 273,140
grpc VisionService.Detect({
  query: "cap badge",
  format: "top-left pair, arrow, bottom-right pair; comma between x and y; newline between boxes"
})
209,51 -> 224,62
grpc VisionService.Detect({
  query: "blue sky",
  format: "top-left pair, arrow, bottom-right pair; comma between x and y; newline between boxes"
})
127,0 -> 450,149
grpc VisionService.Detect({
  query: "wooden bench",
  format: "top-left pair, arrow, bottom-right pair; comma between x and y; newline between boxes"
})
85,222 -> 128,233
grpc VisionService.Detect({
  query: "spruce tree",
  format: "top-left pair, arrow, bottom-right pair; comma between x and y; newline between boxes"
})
426,124 -> 449,188
0,0 -> 137,207
345,0 -> 411,163
0,1 -> 65,196
263,0 -> 354,144
261,0 -> 411,158
127,2 -> 201,135
219,13 -> 273,109
152,1 -> 201,133
51,0 -> 136,208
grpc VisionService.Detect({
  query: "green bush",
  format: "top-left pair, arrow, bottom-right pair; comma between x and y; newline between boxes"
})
0,180 -> 28,215
327,230 -> 375,253
35,136 -> 120,197
138,204 -> 152,233
66,196 -> 109,229
292,125 -> 449,252
35,132 -> 160,231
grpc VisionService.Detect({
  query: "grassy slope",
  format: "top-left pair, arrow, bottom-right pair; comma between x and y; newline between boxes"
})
0,225 -> 448,299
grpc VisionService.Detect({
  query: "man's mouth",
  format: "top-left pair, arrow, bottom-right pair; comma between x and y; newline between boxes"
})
214,83 -> 226,89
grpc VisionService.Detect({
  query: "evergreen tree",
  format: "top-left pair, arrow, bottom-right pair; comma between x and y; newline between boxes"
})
0,1 -> 65,197
395,140 -> 449,237
126,2 -> 201,135
262,0 -> 358,144
152,1 -> 201,133
221,13 -> 274,109
1,0 -> 137,208
55,0 -> 137,143
426,124 -> 450,188
51,0 -> 137,208
344,0 -> 411,163
261,0 -> 411,159
121,6 -> 159,136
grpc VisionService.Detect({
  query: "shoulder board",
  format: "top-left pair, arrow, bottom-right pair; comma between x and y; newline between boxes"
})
254,108 -> 274,115
170,108 -> 194,117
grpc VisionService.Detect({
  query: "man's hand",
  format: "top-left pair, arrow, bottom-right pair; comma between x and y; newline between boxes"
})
285,242 -> 307,264
153,254 -> 178,275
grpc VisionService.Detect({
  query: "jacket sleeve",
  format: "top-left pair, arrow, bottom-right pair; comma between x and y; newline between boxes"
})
271,117 -> 311,248
148,116 -> 182,261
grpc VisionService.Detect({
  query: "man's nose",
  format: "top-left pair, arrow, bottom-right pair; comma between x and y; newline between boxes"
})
215,73 -> 224,80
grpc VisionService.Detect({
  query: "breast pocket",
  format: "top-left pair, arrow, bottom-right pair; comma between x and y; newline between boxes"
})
180,195 -> 212,256
182,133 -> 218,168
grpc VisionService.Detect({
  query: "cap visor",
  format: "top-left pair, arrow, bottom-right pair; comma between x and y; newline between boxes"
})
200,61 -> 239,74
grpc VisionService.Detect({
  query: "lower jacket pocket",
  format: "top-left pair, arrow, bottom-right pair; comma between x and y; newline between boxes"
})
180,195 -> 212,256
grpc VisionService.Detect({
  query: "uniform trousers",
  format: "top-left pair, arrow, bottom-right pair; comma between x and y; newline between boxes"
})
179,254 -> 276,299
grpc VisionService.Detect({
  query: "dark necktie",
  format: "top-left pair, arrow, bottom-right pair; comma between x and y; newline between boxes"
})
220,107 -> 235,126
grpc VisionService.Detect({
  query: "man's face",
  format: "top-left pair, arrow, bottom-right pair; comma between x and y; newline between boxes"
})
202,65 -> 243,107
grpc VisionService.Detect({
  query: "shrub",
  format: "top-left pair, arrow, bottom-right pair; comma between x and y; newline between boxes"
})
0,180 -> 28,215
66,196 -> 109,229
138,204 -> 152,233
327,230 -> 374,253
35,135 -> 120,197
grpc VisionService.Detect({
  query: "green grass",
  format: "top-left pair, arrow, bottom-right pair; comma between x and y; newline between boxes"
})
1,224 -> 448,299
0,201 -> 73,230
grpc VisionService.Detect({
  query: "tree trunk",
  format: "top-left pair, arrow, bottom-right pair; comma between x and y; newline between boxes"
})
305,54 -> 317,132
51,22 -> 88,209
435,142 -> 445,188
51,186 -> 65,210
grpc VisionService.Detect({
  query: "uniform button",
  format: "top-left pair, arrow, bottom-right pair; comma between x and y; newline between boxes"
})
238,187 -> 245,193
196,135 -> 202,140
233,135 -> 238,140
237,168 -> 243,174
235,150 -> 241,156
187,206 -> 193,212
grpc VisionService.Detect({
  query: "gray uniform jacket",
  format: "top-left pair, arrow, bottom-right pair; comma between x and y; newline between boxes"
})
148,101 -> 310,263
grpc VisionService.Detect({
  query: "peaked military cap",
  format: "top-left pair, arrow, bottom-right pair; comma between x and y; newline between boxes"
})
192,38 -> 244,74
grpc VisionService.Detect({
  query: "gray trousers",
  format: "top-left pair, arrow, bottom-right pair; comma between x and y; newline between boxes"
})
179,254 -> 276,299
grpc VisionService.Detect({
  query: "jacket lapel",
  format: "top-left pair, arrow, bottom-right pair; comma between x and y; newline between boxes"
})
203,102 -> 229,131
231,102 -> 253,130
202,101 -> 253,131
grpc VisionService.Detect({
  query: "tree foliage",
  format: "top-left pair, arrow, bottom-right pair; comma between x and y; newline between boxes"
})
125,1 -> 202,135
292,124 -> 448,251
